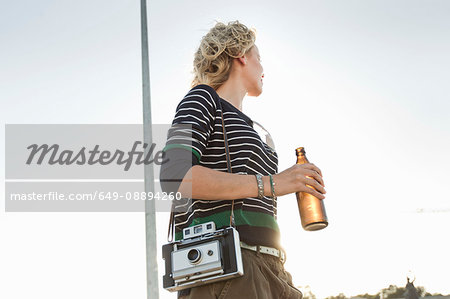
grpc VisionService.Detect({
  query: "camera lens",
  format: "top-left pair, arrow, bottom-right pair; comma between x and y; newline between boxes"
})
187,249 -> 202,264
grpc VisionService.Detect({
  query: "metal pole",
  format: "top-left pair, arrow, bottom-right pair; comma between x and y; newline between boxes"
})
140,0 -> 159,298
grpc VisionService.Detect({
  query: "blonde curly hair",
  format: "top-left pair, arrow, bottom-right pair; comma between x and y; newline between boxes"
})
192,21 -> 256,90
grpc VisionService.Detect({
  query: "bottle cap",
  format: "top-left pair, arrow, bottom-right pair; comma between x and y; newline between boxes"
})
295,147 -> 305,156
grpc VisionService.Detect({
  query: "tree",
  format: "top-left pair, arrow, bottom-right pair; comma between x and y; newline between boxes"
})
325,293 -> 347,299
327,284 -> 434,299
298,285 -> 317,299
382,284 -> 407,299
352,293 -> 379,299
415,286 -> 427,297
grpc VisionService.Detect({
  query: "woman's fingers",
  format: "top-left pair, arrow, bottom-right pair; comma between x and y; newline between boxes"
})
295,164 -> 327,199
303,184 -> 326,200
302,163 -> 323,178
304,169 -> 325,187
314,190 -> 326,200
305,177 -> 326,195
275,163 -> 326,197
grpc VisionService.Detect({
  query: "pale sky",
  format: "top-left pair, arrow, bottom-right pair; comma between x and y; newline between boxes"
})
1,1 -> 449,299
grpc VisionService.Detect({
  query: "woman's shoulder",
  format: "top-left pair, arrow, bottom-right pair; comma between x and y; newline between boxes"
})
178,84 -> 220,110
189,84 -> 217,96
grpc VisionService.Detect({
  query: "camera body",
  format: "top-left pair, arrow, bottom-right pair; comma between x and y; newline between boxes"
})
162,221 -> 244,292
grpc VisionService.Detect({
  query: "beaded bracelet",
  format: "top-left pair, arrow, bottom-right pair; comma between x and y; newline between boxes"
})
255,174 -> 264,199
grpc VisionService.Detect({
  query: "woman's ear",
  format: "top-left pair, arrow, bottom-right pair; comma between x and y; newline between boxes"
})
237,56 -> 247,65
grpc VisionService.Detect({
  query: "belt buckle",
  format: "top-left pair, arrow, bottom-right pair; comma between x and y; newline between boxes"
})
280,248 -> 286,264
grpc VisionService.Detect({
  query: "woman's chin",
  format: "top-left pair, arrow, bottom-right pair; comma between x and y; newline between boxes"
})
247,87 -> 263,97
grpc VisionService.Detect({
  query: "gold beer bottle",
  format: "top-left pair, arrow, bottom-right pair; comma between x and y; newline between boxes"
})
295,147 -> 328,231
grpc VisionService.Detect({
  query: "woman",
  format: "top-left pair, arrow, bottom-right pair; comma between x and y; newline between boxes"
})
161,21 -> 326,299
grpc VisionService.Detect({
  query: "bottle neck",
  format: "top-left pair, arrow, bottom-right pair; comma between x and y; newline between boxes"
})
296,154 -> 309,164
295,147 -> 309,164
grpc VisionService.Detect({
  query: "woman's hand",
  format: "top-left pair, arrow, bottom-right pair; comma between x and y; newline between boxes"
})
273,163 -> 326,199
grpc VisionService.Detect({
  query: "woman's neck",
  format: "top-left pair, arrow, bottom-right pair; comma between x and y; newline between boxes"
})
215,76 -> 246,111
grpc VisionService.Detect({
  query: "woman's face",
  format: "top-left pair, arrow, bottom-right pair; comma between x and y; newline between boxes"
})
243,45 -> 264,97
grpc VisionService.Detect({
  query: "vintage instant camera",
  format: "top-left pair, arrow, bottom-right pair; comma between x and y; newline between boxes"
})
162,221 -> 244,292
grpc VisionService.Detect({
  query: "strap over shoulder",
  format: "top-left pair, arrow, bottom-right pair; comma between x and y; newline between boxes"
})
166,96 -> 236,242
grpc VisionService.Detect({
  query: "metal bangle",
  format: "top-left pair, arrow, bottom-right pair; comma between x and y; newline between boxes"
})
255,174 -> 264,199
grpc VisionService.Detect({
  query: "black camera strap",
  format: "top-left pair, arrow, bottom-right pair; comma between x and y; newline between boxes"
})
218,99 -> 236,228
166,98 -> 236,243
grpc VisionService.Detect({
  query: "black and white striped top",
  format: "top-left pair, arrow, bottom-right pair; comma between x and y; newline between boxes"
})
164,84 -> 280,248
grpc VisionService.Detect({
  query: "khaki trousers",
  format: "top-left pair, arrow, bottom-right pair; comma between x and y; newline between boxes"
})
178,248 -> 303,299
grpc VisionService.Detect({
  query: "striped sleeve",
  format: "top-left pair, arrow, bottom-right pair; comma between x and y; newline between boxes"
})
164,86 -> 218,161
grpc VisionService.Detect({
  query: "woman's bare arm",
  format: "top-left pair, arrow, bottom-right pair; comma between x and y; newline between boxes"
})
178,164 -> 326,200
